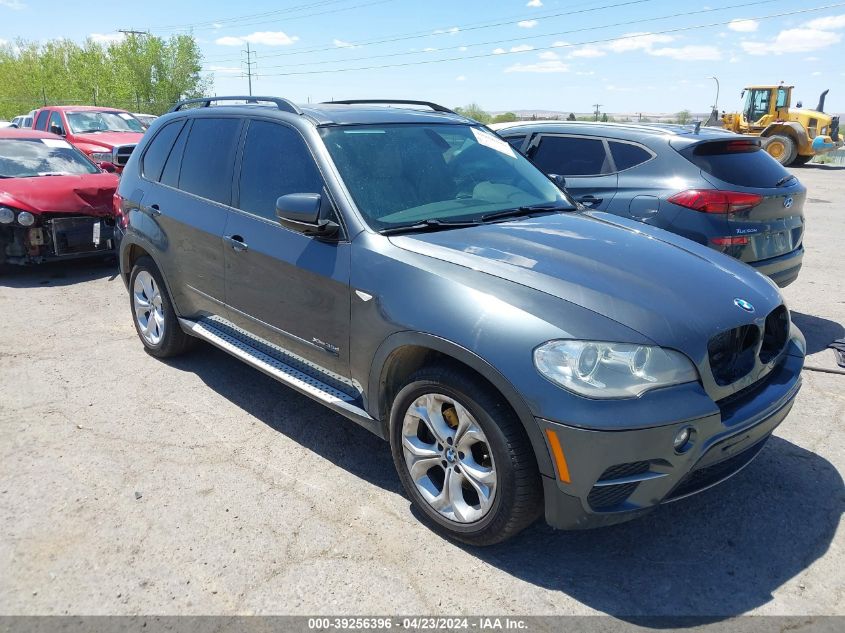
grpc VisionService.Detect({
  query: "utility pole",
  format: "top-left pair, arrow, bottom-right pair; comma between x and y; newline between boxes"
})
593,103 -> 602,122
242,42 -> 257,96
117,29 -> 150,37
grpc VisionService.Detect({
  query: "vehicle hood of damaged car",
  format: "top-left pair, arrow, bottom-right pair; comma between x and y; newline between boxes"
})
388,210 -> 784,358
0,172 -> 118,216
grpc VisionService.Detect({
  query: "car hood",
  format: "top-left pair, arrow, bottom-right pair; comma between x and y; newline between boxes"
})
0,173 -> 119,216
388,211 -> 784,357
71,131 -> 143,149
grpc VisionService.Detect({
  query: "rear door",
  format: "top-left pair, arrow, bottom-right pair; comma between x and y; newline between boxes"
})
525,133 -> 617,210
223,118 -> 352,377
679,138 -> 806,263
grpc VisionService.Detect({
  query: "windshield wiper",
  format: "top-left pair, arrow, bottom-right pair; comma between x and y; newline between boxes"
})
776,174 -> 797,187
379,218 -> 481,236
481,204 -> 574,223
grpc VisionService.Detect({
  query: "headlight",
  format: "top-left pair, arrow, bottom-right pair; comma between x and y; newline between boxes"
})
17,211 -> 36,226
0,207 -> 14,224
534,340 -> 698,399
89,152 -> 113,162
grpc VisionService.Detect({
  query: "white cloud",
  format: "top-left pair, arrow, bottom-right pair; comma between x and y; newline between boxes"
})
741,28 -> 841,55
569,45 -> 606,58
648,45 -> 722,61
505,60 -> 569,73
727,19 -> 758,32
804,56 -> 820,61
492,47 -> 507,54
89,32 -> 125,44
605,32 -> 675,53
433,26 -> 460,35
517,20 -> 538,28
212,23 -> 222,30
811,71 -> 822,76
422,47 -> 437,52
456,75 -> 466,81
805,14 -> 845,30
0,0 -> 26,9
576,70 -> 595,76
538,51 -> 559,60
333,39 -> 357,48
459,46 -> 468,51
0,38 -> 6,45
526,0 -> 543,6
215,31 -> 299,47
510,44 -> 534,52
551,40 -> 569,48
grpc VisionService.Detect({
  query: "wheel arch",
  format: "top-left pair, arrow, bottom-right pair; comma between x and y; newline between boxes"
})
120,237 -> 182,318
761,122 -> 810,152
369,331 -> 554,477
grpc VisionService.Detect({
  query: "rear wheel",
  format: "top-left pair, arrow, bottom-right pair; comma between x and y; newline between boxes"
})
129,256 -> 195,358
764,134 -> 797,166
389,362 -> 542,546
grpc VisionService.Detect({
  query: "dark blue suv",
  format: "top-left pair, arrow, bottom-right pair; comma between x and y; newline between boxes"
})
114,97 -> 804,545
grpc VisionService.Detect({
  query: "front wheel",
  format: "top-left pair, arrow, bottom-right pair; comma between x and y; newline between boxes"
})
389,362 -> 542,545
764,134 -> 797,166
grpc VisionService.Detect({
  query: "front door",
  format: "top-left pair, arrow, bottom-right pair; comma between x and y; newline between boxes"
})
222,119 -> 351,377
526,134 -> 618,211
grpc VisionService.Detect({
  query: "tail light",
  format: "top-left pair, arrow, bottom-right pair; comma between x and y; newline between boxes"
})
667,190 -> 763,214
711,236 -> 749,246
113,192 -> 127,229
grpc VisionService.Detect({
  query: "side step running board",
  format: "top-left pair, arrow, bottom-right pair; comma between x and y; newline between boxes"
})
179,317 -> 382,436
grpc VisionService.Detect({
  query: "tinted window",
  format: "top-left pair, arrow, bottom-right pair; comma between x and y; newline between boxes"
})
531,136 -> 609,176
238,121 -> 324,219
161,121 -> 190,187
609,141 -> 652,171
142,120 -> 184,182
682,141 -> 791,188
178,118 -> 241,204
34,111 -> 49,131
504,135 -> 526,150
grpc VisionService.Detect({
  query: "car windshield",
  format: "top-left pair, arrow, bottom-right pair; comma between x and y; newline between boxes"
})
0,138 -> 100,178
321,123 -> 572,231
66,111 -> 144,134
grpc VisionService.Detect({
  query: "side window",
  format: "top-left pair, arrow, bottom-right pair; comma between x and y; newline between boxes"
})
160,121 -> 191,187
48,112 -> 64,135
608,141 -> 652,172
531,136 -> 609,176
776,88 -> 788,108
141,120 -> 184,182
34,111 -> 49,131
237,120 -> 325,220
503,135 -> 526,150
178,118 -> 241,204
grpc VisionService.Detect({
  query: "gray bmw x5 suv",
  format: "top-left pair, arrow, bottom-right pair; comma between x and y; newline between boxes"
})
115,97 -> 804,545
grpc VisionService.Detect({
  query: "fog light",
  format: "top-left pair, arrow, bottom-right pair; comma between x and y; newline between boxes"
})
0,207 -> 13,224
673,427 -> 694,453
17,211 -> 35,226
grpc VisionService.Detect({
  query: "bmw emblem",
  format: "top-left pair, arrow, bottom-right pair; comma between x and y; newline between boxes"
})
734,298 -> 755,313
783,197 -> 794,209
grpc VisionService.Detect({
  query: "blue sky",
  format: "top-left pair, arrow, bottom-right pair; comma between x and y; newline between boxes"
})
2,0 -> 844,113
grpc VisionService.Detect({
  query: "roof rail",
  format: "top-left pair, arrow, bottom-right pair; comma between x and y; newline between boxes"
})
323,99 -> 457,114
169,96 -> 302,115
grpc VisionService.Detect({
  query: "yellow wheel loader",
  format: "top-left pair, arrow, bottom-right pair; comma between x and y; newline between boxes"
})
711,85 -> 841,166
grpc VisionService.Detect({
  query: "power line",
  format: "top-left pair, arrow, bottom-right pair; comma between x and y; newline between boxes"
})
202,0 -> 660,63
221,0 -> 783,72
248,2 -> 845,77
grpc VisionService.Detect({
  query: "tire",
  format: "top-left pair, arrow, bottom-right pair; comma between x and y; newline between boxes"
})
764,134 -> 797,166
792,154 -> 813,166
129,256 -> 195,358
389,362 -> 542,546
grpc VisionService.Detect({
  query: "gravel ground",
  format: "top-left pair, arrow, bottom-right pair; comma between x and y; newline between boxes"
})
0,165 -> 842,620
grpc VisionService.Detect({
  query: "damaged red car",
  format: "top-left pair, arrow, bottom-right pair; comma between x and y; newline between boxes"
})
0,129 -> 119,268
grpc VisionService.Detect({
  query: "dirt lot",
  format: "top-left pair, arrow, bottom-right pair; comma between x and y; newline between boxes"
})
0,165 -> 843,620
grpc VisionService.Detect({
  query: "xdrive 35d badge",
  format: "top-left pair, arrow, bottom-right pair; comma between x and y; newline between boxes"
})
115,96 -> 805,545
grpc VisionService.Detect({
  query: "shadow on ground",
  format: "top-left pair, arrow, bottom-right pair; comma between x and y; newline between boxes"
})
798,164 -> 845,170
167,343 -> 844,623
791,311 -> 844,355
0,257 -> 118,288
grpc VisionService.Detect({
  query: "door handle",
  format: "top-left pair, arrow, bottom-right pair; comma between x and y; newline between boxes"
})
148,203 -> 161,216
578,196 -> 603,208
224,234 -> 249,252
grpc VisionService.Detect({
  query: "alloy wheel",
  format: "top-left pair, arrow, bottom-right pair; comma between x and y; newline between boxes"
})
133,270 -> 165,346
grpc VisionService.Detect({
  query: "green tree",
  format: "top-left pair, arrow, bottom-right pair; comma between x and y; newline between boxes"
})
454,103 -> 491,123
567,112 -> 576,121
491,111 -> 517,124
675,109 -> 692,125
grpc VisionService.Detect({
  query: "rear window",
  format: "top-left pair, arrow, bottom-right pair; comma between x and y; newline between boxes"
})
142,119 -> 184,182
609,141 -> 652,171
680,140 -> 790,188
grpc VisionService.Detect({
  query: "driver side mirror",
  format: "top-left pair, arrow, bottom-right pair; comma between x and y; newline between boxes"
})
49,124 -> 65,136
275,193 -> 339,239
549,173 -> 566,189
98,161 -> 117,173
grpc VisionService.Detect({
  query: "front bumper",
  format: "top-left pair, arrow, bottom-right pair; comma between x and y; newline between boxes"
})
1,217 -> 115,266
539,347 -> 803,530
749,245 -> 803,288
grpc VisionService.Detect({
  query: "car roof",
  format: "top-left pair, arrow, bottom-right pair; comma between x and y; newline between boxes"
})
41,105 -> 129,113
491,120 -> 736,140
0,128 -> 63,140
